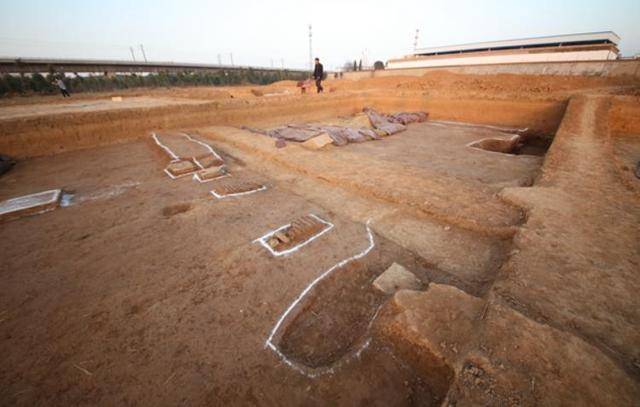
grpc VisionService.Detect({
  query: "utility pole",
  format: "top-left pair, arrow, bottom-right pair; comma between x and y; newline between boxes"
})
413,29 -> 420,52
129,47 -> 136,62
281,58 -> 284,69
308,24 -> 313,71
229,53 -> 234,66
139,44 -> 148,62
217,54 -> 222,65
271,59 -> 274,68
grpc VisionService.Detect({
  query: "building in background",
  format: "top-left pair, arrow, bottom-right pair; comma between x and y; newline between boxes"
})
387,31 -> 620,69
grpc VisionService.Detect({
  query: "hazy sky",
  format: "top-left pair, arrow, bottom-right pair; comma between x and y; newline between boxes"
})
0,0 -> 638,70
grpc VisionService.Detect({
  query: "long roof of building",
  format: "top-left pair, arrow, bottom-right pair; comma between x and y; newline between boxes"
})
413,31 -> 620,56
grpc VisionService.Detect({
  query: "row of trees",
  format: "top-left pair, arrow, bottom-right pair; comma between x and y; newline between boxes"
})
342,59 -> 385,72
0,69 -> 309,97
343,60 -> 364,72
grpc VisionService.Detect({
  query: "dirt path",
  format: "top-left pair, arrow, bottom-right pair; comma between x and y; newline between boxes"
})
497,95 -> 640,376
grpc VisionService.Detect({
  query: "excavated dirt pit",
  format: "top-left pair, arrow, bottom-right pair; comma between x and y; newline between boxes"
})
209,178 -> 266,198
331,121 -> 546,188
0,138 -> 457,405
276,238 -> 434,369
467,133 -> 552,156
0,106 -> 527,405
2,80 -> 639,406
513,135 -> 552,156
256,214 -> 334,255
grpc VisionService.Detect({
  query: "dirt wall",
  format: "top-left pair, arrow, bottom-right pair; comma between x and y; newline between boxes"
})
367,96 -> 566,135
0,96 -> 362,158
609,96 -> 640,136
0,93 -> 567,158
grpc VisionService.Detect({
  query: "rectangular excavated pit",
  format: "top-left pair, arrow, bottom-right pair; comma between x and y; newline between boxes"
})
209,179 -> 266,199
255,214 -> 334,256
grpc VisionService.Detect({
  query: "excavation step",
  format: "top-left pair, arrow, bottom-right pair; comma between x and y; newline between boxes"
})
166,160 -> 198,177
195,154 -> 224,169
378,284 -> 483,401
195,165 -> 227,181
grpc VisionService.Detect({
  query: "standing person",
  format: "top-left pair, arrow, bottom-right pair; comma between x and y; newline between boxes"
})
313,57 -> 324,94
56,77 -> 70,97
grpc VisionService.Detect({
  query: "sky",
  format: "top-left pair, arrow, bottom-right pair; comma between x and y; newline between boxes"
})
0,0 -> 638,70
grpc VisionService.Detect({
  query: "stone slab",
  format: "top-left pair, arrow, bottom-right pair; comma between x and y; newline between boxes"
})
0,189 -> 61,222
373,263 -> 423,294
301,133 -> 334,150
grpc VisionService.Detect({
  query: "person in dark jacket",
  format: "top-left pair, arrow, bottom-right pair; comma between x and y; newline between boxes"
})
313,57 -> 324,93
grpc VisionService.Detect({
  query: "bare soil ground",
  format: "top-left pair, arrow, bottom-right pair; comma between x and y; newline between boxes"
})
1,71 -> 639,406
0,97 -> 208,121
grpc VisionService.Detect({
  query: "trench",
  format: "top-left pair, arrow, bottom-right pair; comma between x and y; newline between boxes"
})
0,94 -> 566,159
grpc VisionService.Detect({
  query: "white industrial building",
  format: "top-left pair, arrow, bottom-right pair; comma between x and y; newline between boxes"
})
387,32 -> 620,69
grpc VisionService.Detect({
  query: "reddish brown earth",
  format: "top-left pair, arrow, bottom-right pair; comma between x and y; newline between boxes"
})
1,71 -> 639,406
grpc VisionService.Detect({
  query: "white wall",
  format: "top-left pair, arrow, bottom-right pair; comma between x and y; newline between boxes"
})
342,59 -> 640,80
387,50 -> 617,69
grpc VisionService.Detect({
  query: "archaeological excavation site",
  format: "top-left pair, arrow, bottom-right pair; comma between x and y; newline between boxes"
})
1,66 -> 640,406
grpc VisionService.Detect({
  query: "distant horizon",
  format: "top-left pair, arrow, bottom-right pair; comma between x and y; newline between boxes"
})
1,0 -> 638,70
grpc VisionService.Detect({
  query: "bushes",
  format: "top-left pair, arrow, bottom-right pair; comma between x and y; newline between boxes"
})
2,74 -> 25,94
30,73 -> 55,93
0,69 -> 308,97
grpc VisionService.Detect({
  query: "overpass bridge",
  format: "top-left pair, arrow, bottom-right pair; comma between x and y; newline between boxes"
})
0,58 -> 310,75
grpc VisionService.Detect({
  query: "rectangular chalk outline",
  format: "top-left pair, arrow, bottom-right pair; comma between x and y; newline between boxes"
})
152,132 -> 224,180
210,184 -> 267,199
0,189 -> 61,217
253,213 -> 335,257
193,172 -> 230,183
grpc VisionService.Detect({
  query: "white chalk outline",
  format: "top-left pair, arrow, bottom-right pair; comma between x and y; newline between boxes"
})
264,220 -> 376,378
152,132 -> 199,179
151,132 -> 180,161
152,132 -> 224,179
163,167 -> 198,180
253,213 -> 335,257
210,184 -> 267,199
180,132 -> 224,161
428,120 -> 529,133
0,189 -> 61,218
192,172 -> 231,183
59,181 -> 141,207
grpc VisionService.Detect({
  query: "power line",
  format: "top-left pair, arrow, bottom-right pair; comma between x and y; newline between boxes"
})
0,36 -> 129,49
